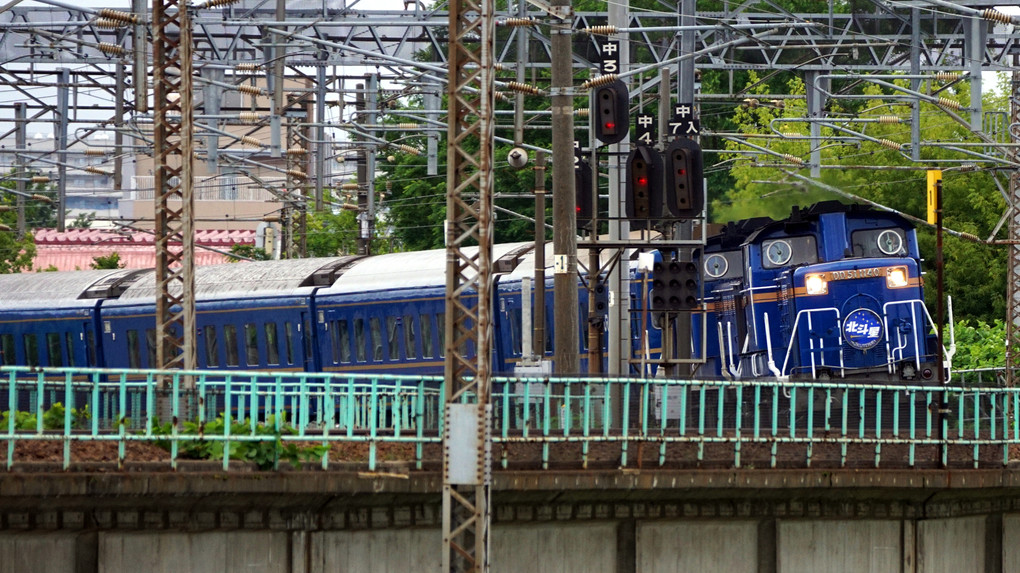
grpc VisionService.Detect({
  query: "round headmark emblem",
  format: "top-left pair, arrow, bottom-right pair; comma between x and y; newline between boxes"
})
842,308 -> 883,350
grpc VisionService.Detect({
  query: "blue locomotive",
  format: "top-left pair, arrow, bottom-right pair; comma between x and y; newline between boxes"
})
0,201 -> 947,383
698,201 -> 946,382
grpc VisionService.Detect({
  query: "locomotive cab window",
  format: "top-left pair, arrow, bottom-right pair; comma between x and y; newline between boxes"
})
851,228 -> 906,257
704,251 -> 742,280
761,236 -> 818,269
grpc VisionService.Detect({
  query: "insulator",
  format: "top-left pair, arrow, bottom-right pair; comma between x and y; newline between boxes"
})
575,108 -> 590,118
878,115 -> 900,124
0,223 -> 10,231
742,98 -> 759,108
505,81 -> 542,95
782,154 -> 804,166
499,17 -> 535,27
287,169 -> 307,179
84,166 -> 111,176
0,205 -> 11,212
95,18 -> 121,28
341,183 -> 360,190
287,146 -> 307,155
982,8 -> 1012,24
877,139 -> 902,151
936,97 -> 962,110
581,74 -> 619,90
196,0 -> 241,8
782,132 -> 800,138
934,72 -> 961,83
262,215 -> 281,222
393,144 -> 421,156
771,99 -> 785,109
585,25 -> 617,35
393,123 -> 420,129
238,111 -> 263,123
98,9 -> 137,24
84,148 -> 107,156
30,193 -> 53,202
237,84 -> 264,97
235,63 -> 261,72
240,135 -> 262,147
98,42 -> 127,56
30,176 -> 50,183
495,92 -> 512,102
336,156 -> 346,164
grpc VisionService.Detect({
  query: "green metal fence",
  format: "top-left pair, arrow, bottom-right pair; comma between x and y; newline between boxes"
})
0,366 -> 1013,472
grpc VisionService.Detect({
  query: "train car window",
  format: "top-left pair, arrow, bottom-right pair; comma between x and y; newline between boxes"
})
284,322 -> 295,365
387,316 -> 401,361
85,330 -> 96,367
420,314 -> 434,358
354,318 -> 366,362
329,321 -> 341,364
851,228 -> 906,257
244,323 -> 259,366
337,320 -> 351,363
509,308 -> 522,356
145,329 -> 157,368
126,330 -> 140,369
404,315 -> 417,360
23,334 -> 38,368
0,334 -> 14,366
370,318 -> 383,362
204,325 -> 219,368
762,236 -> 818,269
265,323 -> 280,366
224,325 -> 239,367
46,332 -> 63,367
437,313 -> 446,357
64,332 -> 75,367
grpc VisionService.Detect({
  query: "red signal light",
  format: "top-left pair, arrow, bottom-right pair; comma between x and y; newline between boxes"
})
637,176 -> 648,186
604,121 -> 616,130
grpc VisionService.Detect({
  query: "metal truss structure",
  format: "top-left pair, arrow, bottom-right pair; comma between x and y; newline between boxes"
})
4,0 -> 1020,566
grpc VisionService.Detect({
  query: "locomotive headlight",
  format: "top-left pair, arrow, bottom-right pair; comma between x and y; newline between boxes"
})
886,266 -> 909,288
805,273 -> 827,295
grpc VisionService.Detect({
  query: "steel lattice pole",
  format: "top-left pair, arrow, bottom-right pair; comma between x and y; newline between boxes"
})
441,0 -> 494,568
1007,68 -> 1020,386
152,0 -> 196,374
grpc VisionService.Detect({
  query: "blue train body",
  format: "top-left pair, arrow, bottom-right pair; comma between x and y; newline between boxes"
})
0,201 -> 945,384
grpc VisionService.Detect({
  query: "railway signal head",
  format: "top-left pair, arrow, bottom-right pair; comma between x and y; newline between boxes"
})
575,157 -> 594,230
592,80 -> 630,145
625,145 -> 663,228
665,138 -> 704,219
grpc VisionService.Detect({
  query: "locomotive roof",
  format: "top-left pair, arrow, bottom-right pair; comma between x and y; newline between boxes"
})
741,201 -> 909,245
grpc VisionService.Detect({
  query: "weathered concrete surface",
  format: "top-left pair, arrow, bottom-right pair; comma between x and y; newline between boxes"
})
778,520 -> 903,573
637,521 -> 758,573
2,468 -> 1020,571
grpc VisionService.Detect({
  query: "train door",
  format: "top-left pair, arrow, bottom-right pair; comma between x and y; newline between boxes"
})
299,311 -> 317,372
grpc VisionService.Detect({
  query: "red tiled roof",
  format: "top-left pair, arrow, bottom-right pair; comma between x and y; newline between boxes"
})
30,228 -> 257,271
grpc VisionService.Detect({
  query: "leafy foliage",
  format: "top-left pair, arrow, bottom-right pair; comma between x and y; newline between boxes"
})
227,243 -> 272,262
951,319 -> 1005,371
149,414 -> 328,470
0,402 -> 91,431
90,252 -> 123,269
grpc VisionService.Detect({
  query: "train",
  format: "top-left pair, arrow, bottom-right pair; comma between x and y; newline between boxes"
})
0,200 -> 950,383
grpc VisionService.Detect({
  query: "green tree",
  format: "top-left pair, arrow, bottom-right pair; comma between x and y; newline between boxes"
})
90,252 -> 123,269
227,244 -> 272,262
713,73 -> 1007,322
0,171 -> 56,273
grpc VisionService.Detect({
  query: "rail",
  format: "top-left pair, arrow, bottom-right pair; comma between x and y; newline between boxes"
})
0,366 -> 1014,472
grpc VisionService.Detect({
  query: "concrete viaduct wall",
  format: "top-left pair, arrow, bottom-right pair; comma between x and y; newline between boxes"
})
2,469 -> 1020,572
